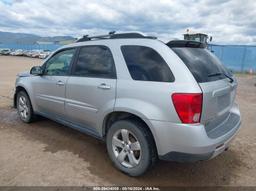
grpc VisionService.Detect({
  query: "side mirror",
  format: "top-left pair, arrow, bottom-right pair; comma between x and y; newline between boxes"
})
30,66 -> 43,75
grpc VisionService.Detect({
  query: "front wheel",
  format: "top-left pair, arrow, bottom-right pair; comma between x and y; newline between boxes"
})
17,91 -> 35,123
106,120 -> 157,176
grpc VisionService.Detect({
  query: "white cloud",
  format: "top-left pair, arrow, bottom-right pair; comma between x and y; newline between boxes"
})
0,0 -> 255,44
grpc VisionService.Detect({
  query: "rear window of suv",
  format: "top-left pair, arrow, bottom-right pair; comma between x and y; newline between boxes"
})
172,47 -> 232,83
121,45 -> 175,82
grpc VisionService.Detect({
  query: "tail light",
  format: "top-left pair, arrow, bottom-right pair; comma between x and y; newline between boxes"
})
172,93 -> 202,124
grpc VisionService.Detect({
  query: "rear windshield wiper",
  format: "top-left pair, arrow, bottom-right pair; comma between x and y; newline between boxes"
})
208,72 -> 234,83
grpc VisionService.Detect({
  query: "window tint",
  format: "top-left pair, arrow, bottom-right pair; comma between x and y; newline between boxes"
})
73,46 -> 116,78
172,48 -> 232,83
121,46 -> 174,82
44,49 -> 75,76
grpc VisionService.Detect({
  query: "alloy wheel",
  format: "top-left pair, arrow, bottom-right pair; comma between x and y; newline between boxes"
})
112,129 -> 141,168
18,95 -> 29,120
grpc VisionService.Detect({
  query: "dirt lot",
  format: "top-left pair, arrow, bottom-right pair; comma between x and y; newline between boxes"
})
0,55 -> 256,186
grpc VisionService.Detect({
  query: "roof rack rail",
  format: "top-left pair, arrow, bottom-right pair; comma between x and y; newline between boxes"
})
76,31 -> 157,42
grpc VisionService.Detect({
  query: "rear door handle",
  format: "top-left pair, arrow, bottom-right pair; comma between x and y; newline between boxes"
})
98,83 -> 111,90
56,80 -> 65,86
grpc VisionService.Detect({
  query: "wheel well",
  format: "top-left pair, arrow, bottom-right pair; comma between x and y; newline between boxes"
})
14,86 -> 28,108
103,111 -> 157,151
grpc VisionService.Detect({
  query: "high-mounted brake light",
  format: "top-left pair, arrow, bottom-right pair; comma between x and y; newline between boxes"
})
172,93 -> 202,124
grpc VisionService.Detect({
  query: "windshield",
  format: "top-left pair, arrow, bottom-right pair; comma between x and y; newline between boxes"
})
172,47 -> 232,83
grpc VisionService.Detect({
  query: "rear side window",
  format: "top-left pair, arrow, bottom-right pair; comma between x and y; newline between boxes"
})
172,48 -> 231,83
73,46 -> 116,78
121,46 -> 174,82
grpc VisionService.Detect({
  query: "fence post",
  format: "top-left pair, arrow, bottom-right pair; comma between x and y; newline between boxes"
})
220,46 -> 224,62
241,46 -> 247,73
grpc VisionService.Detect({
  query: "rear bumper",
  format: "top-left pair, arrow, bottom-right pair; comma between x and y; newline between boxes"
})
160,151 -> 214,162
150,103 -> 241,162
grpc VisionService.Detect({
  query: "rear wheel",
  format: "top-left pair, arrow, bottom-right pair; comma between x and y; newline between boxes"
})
106,119 -> 157,176
17,91 -> 35,123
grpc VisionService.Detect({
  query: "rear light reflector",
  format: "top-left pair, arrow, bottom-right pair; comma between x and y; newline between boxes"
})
172,93 -> 202,124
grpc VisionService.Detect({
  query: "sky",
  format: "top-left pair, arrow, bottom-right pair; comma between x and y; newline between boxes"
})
0,0 -> 255,44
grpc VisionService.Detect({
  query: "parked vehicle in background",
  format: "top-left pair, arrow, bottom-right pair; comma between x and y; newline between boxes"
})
24,50 -> 38,58
39,50 -> 51,59
10,49 -> 24,56
1,48 -> 52,59
14,32 -> 241,176
31,50 -> 41,58
25,50 -> 34,57
0,48 -> 11,55
10,51 -> 15,56
22,50 -> 31,57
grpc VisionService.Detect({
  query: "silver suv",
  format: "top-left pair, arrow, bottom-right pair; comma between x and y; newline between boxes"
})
14,32 -> 241,176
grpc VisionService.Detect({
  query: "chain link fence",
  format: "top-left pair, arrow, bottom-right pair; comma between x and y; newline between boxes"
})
1,43 -> 256,73
0,44 -> 61,51
208,44 -> 256,73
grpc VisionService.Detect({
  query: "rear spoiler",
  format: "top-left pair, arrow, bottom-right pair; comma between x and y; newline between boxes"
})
166,40 -> 207,48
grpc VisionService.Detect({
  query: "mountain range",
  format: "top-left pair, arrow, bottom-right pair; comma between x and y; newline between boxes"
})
0,31 -> 76,44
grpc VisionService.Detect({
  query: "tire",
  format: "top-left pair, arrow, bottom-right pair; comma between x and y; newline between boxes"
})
16,91 -> 35,123
106,119 -> 157,176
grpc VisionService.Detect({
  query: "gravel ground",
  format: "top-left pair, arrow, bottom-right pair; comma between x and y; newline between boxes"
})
0,56 -> 256,186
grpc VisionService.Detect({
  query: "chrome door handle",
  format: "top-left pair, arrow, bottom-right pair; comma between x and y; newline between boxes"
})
98,83 -> 111,90
56,80 -> 65,86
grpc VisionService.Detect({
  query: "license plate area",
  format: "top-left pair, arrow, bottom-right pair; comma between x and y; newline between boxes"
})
217,93 -> 230,111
